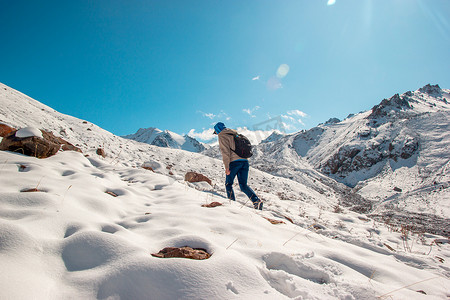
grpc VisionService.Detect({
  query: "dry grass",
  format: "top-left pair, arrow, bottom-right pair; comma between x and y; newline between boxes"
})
226,238 -> 239,250
377,276 -> 439,299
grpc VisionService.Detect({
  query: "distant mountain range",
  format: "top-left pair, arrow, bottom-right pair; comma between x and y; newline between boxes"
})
123,127 -> 208,153
122,126 -> 282,153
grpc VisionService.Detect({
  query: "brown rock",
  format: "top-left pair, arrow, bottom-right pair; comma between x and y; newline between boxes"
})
0,129 -> 81,158
0,124 -> 16,137
151,246 -> 211,260
1,131 -> 59,158
202,202 -> 222,208
283,215 -> 294,223
185,171 -> 212,185
105,191 -> 118,197
41,131 -> 82,153
21,188 -> 42,192
264,217 -> 285,225
96,148 -> 106,157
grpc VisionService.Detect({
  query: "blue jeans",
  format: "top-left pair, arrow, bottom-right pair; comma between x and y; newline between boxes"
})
226,160 -> 260,206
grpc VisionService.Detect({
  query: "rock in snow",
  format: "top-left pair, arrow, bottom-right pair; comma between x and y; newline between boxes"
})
185,171 -> 212,186
0,127 -> 81,158
0,123 -> 16,137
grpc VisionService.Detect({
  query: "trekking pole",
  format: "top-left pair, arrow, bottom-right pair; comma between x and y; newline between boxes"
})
240,198 -> 251,209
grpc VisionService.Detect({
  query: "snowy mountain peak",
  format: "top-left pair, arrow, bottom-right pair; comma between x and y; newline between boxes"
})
324,117 -> 341,125
123,127 -> 207,153
418,83 -> 442,96
368,93 -> 411,119
123,127 -> 163,144
260,131 -> 285,143
368,84 -> 450,121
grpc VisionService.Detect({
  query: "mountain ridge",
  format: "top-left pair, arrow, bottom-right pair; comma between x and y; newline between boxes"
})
249,84 -> 449,225
123,127 -> 207,153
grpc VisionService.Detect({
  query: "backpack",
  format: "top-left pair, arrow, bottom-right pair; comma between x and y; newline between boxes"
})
228,133 -> 253,158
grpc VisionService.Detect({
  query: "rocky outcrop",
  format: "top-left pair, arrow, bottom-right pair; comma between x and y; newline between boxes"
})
322,146 -> 364,175
41,131 -> 81,153
0,128 -> 81,158
325,117 -> 340,125
152,134 -> 171,148
389,136 -> 419,161
185,172 -> 212,185
322,135 -> 419,178
368,93 -> 411,119
419,84 -> 441,97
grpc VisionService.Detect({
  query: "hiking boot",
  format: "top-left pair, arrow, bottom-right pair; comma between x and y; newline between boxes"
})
253,199 -> 263,210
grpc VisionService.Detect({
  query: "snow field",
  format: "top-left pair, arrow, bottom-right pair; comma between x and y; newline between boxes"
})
1,150 -> 449,299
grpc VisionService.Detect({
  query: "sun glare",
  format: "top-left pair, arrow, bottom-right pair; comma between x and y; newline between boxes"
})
327,0 -> 336,6
276,64 -> 290,79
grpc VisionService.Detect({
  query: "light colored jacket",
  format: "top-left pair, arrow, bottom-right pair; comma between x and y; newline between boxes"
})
218,128 -> 246,170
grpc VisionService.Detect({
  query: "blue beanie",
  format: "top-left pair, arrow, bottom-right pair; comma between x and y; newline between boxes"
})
214,122 -> 226,134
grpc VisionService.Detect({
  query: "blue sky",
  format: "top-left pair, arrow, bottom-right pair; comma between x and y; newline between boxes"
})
1,0 -> 449,141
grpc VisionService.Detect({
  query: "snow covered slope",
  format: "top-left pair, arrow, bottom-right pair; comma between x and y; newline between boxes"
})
123,127 -> 207,153
0,82 -> 346,214
1,150 -> 449,299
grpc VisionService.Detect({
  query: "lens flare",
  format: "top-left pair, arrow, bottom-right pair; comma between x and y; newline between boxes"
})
267,77 -> 282,91
276,64 -> 290,79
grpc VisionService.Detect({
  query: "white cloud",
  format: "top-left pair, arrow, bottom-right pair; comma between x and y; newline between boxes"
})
236,127 -> 282,145
287,109 -> 308,118
281,115 -> 296,122
252,75 -> 260,81
197,111 -> 216,119
281,110 -> 308,130
242,106 -> 260,118
197,110 -> 231,121
281,122 -> 297,131
187,128 -> 215,141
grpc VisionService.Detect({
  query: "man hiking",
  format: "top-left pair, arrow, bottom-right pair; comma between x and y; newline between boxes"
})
213,122 -> 263,210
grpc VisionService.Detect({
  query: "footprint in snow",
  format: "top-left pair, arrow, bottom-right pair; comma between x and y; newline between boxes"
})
226,282 -> 239,294
101,224 -> 121,234
263,252 -> 331,285
62,170 -> 76,176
